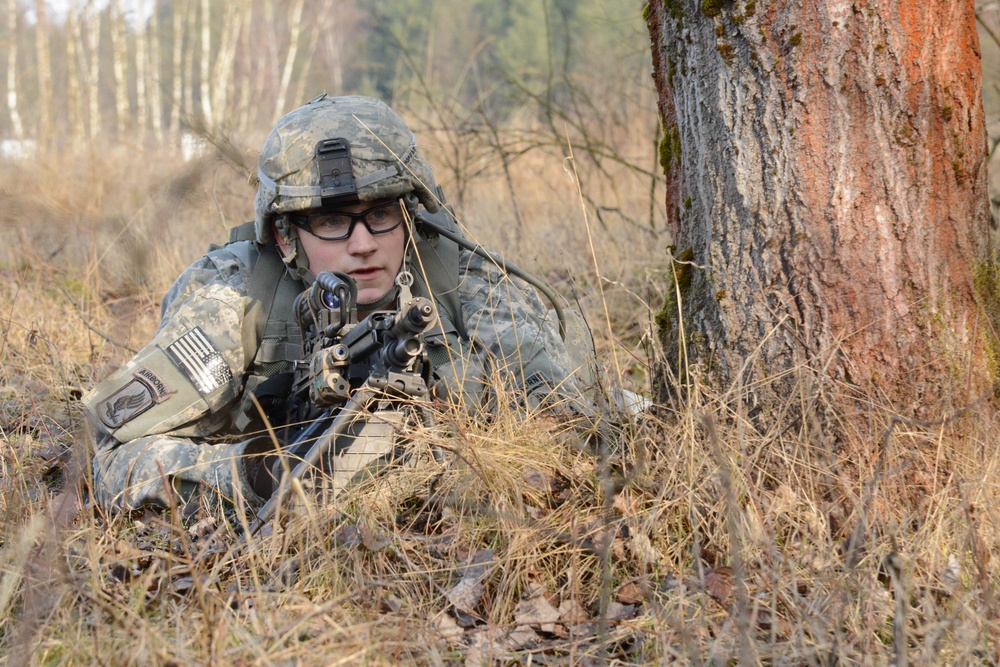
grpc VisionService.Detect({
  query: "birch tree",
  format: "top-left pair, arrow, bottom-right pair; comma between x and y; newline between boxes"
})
209,0 -> 245,127
34,0 -> 51,148
6,0 -> 23,139
198,0 -> 210,122
66,6 -> 83,148
84,0 -> 102,140
273,0 -> 306,118
170,0 -> 185,135
147,0 -> 162,142
646,0 -> 992,413
109,0 -> 129,138
134,0 -> 148,140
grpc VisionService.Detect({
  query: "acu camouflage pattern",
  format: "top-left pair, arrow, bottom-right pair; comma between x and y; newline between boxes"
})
254,95 -> 440,244
82,240 -> 595,513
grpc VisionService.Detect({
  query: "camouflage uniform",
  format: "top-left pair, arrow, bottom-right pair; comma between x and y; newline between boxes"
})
82,241 -> 589,512
82,94 -> 597,513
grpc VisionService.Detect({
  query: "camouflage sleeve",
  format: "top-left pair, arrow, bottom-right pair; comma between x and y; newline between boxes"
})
81,247 -> 259,511
456,247 -> 590,411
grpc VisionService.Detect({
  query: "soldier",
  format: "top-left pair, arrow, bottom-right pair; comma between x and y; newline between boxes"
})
82,94 -> 601,514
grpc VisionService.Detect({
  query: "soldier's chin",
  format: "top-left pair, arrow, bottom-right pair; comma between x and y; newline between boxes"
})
357,285 -> 389,305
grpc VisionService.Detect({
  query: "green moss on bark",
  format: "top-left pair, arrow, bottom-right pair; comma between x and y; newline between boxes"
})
701,0 -> 722,18
974,259 -> 1000,379
664,0 -> 685,20
659,123 -> 682,175
656,246 -> 695,345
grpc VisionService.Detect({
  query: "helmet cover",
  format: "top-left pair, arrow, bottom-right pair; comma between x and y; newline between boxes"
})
254,94 -> 439,243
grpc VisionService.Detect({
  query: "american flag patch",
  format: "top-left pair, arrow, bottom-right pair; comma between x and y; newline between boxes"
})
166,327 -> 233,396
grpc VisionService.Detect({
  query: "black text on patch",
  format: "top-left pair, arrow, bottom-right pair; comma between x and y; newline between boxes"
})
97,367 -> 174,431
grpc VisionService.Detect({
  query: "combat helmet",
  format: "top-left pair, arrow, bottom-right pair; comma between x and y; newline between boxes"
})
254,94 -> 440,246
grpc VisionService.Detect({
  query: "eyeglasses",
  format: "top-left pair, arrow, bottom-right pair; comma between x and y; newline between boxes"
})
289,200 -> 405,241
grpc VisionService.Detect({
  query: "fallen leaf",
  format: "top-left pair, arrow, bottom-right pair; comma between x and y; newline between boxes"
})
466,630 -> 505,666
942,553 -> 962,591
358,524 -> 391,551
615,581 -> 645,605
171,576 -> 195,594
505,625 -> 539,650
628,533 -> 663,565
447,549 -> 494,614
431,613 -> 464,644
378,594 -> 402,613
188,516 -> 217,539
334,524 -> 361,547
604,602 -> 636,622
522,467 -> 552,494
705,566 -> 734,604
515,591 -> 560,629
558,599 -> 590,625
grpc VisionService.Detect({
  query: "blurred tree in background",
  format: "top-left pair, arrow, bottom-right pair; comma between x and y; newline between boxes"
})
0,0 -> 650,148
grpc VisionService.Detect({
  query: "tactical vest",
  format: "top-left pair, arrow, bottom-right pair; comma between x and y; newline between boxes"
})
223,209 -> 471,433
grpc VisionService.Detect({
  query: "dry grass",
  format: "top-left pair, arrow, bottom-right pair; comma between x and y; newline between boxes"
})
1,118 -> 999,666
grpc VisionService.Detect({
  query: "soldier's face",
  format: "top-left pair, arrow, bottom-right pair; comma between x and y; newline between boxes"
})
276,198 -> 407,305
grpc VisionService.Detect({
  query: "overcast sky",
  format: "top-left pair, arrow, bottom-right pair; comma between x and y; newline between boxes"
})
25,0 -> 154,27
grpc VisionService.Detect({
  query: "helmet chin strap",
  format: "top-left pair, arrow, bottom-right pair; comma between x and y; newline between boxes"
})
275,216 -> 317,284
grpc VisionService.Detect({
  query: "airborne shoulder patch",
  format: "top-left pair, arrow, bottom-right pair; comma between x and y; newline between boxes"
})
166,327 -> 234,396
98,367 -> 173,431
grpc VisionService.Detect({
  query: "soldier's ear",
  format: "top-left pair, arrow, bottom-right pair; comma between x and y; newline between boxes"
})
273,217 -> 291,249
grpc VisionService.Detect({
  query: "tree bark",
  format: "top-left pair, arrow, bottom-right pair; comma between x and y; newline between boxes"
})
646,0 -> 992,413
66,6 -> 84,150
34,0 -> 51,149
84,1 -> 102,141
209,0 -> 245,127
147,0 -> 163,143
273,0 -> 306,118
109,0 -> 129,139
135,0 -> 148,142
5,0 -> 23,139
198,0 -> 211,123
170,0 -> 185,135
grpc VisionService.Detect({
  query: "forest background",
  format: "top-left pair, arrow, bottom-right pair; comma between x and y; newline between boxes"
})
0,0 -> 999,664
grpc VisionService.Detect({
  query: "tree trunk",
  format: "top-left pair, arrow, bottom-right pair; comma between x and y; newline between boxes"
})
209,0 -> 245,127
135,0 -> 148,142
5,0 -> 23,139
170,0 -> 185,135
198,0 -> 211,123
109,0 -> 129,139
646,0 -> 992,414
289,10 -> 323,111
84,1 -> 102,141
34,0 -> 51,149
148,0 -> 163,143
66,6 -> 83,150
273,0 -> 306,118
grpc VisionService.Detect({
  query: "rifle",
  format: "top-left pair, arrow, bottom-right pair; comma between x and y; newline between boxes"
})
244,270 -> 436,538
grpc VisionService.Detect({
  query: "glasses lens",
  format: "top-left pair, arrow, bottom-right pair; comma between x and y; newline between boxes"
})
307,214 -> 353,239
293,200 -> 403,240
365,201 -> 404,233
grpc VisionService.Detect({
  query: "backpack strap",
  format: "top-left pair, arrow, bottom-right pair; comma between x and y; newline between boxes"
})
245,243 -> 289,355
229,220 -> 257,244
414,207 -> 468,341
220,225 -> 302,371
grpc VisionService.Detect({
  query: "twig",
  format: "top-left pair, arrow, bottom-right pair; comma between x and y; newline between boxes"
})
57,282 -> 138,354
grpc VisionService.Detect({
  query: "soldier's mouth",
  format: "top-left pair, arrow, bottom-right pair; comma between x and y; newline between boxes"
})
350,267 -> 382,280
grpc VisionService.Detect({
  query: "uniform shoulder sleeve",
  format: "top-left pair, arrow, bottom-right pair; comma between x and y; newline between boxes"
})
457,247 -> 582,400
83,246 -> 255,444
160,244 -> 254,324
